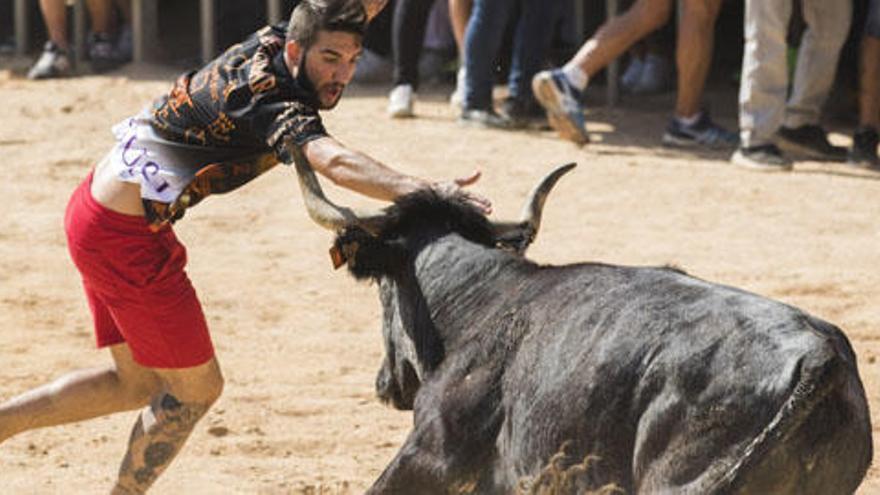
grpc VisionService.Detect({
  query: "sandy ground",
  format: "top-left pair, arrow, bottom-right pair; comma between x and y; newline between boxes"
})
0,60 -> 877,494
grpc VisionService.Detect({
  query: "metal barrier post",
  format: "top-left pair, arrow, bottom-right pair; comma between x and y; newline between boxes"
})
14,0 -> 29,55
132,0 -> 158,63
201,0 -> 216,63
267,0 -> 284,24
605,0 -> 619,107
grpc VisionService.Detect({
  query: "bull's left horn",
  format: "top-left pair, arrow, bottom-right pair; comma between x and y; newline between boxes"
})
492,162 -> 576,254
291,146 -> 388,235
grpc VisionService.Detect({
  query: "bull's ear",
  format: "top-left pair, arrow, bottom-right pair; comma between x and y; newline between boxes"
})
494,224 -> 535,255
334,228 -> 406,279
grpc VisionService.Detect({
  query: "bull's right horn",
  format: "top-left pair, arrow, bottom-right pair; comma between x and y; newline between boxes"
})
491,162 -> 576,254
291,146 -> 389,235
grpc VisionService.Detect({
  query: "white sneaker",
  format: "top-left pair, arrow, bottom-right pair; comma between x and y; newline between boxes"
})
620,56 -> 643,92
630,53 -> 672,94
388,84 -> 415,118
449,67 -> 466,109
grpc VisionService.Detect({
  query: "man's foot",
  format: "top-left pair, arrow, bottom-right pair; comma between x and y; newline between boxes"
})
388,84 -> 415,118
777,124 -> 847,162
848,127 -> 880,169
89,32 -> 119,73
662,111 -> 739,149
458,108 -> 512,129
27,41 -> 71,80
532,69 -> 589,145
500,96 -> 548,130
620,56 -> 643,93
731,144 -> 793,172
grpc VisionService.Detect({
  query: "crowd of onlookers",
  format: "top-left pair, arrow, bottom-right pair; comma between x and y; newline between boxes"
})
12,0 -> 880,170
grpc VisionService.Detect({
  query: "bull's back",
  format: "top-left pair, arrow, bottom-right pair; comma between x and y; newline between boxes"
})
495,265 -> 871,494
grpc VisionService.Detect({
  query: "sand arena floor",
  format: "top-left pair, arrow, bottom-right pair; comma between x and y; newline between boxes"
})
0,61 -> 877,493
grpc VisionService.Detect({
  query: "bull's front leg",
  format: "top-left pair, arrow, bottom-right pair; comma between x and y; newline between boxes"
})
367,423 -> 455,495
368,366 -> 504,494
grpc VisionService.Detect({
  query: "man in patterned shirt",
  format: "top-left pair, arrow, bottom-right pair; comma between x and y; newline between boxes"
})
0,0 -> 490,492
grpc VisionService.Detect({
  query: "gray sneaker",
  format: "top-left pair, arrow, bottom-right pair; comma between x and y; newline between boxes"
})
662,111 -> 738,149
458,108 -> 512,129
731,144 -> 793,172
27,41 -> 71,80
532,69 -> 589,144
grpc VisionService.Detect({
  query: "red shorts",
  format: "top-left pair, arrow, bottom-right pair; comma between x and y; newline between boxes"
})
64,172 -> 214,369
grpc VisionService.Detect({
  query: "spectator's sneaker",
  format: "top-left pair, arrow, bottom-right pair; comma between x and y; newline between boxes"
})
449,67 -> 466,109
848,127 -> 880,169
630,53 -> 673,94
89,32 -> 118,73
388,84 -> 415,118
27,41 -> 71,80
662,111 -> 739,149
620,56 -> 643,93
458,108 -> 512,129
731,144 -> 793,172
500,96 -> 548,130
777,124 -> 847,162
532,69 -> 589,144
115,25 -> 133,63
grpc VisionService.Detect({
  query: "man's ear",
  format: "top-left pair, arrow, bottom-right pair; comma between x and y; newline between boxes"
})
285,40 -> 303,73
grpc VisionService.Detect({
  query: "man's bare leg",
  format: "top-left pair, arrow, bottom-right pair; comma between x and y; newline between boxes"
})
39,0 -> 69,49
674,0 -> 724,118
569,0 -> 672,79
112,358 -> 223,494
86,0 -> 116,34
448,0 -> 472,59
859,36 -> 880,130
0,345 -> 161,443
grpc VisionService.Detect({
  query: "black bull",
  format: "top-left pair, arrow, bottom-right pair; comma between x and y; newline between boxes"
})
294,160 -> 872,494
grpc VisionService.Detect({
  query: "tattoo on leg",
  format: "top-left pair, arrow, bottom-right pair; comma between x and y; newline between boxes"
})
112,393 -> 210,494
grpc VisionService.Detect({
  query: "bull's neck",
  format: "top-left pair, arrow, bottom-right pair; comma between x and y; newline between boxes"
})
411,234 -> 528,345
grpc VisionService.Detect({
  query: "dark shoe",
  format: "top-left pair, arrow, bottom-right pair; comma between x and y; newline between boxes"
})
500,97 -> 548,130
777,125 -> 847,161
27,41 -> 71,79
662,111 -> 739,149
89,32 -> 119,73
458,108 -> 512,129
731,144 -> 793,172
848,127 -> 880,169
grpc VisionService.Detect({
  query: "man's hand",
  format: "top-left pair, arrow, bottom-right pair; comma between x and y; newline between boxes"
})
432,170 -> 493,215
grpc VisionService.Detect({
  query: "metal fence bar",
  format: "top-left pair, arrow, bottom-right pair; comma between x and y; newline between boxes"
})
200,0 -> 216,63
267,0 -> 284,24
605,0 -> 619,107
132,0 -> 158,63
72,0 -> 88,68
14,0 -> 29,55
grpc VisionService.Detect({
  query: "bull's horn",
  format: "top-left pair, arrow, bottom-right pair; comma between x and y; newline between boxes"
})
492,162 -> 576,254
291,146 -> 388,235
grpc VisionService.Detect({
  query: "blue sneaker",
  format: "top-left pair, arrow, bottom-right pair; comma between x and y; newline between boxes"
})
662,111 -> 738,149
532,69 -> 589,145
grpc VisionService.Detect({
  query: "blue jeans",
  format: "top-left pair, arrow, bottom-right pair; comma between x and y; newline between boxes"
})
463,0 -> 563,110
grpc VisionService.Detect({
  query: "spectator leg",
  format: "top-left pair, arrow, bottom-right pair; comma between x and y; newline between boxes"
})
783,0 -> 852,128
39,0 -> 69,49
86,0 -> 115,33
448,0 -> 472,62
859,35 -> 880,129
462,0 -> 512,110
738,0 -> 790,147
507,0 -> 563,104
674,0 -> 723,118
567,0 -> 671,79
392,0 -> 435,90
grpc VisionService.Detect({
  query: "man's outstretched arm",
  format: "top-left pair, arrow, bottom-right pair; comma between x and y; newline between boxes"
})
299,136 -> 492,214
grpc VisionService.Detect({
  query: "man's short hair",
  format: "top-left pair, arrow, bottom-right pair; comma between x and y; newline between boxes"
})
287,0 -> 368,48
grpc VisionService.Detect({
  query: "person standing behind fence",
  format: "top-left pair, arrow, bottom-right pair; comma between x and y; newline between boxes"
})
458,0 -> 565,129
731,0 -> 851,171
849,0 -> 880,169
386,0 -> 435,117
531,0 -> 736,148
28,0 -> 131,79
